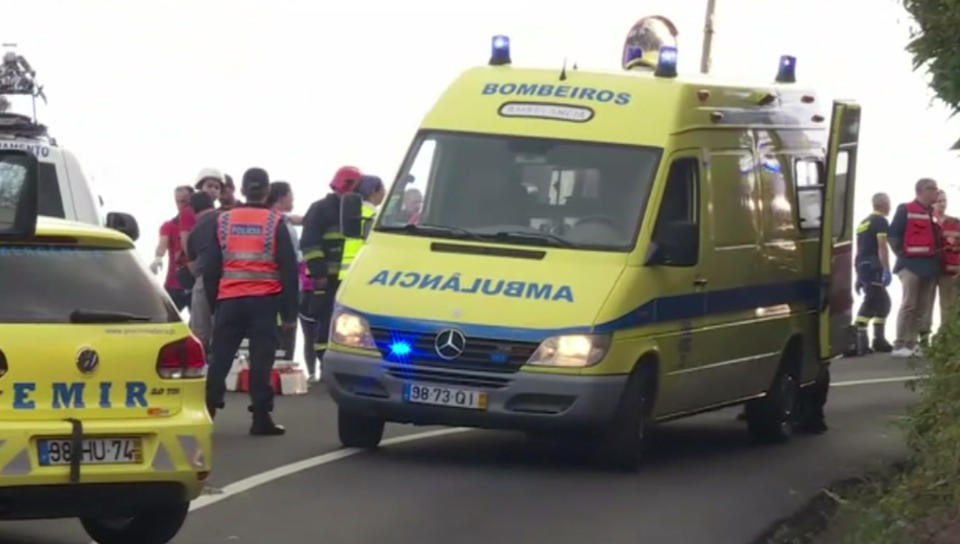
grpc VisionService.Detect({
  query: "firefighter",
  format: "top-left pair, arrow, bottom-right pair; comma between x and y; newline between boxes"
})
203,167 -> 299,435
339,175 -> 385,281
850,192 -> 893,355
888,178 -> 941,357
300,166 -> 363,378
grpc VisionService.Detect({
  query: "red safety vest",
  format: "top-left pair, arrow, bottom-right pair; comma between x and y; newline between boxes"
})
903,200 -> 936,258
217,207 -> 283,300
941,215 -> 960,275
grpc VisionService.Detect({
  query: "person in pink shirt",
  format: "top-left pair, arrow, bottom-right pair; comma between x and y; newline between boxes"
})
150,185 -> 194,311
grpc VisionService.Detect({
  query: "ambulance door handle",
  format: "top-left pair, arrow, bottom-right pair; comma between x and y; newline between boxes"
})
693,278 -> 708,287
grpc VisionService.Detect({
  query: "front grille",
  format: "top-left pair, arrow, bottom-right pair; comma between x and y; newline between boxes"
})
384,364 -> 512,389
370,327 -> 538,374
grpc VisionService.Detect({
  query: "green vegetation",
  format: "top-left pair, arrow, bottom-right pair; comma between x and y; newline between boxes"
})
902,0 -> 960,147
840,302 -> 960,543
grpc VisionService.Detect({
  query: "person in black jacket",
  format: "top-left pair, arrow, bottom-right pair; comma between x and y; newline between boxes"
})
299,166 -> 362,378
203,168 -> 299,436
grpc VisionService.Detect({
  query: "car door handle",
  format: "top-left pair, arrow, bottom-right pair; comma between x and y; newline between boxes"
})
693,278 -> 708,287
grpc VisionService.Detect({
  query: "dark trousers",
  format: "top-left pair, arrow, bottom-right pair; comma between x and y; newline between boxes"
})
298,294 -> 319,377
165,287 -> 190,312
207,296 -> 280,414
310,277 -> 340,360
857,284 -> 891,323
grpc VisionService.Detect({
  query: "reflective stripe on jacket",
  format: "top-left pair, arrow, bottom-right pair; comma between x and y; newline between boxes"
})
941,215 -> 960,275
339,203 -> 376,280
904,200 -> 935,257
217,208 -> 283,299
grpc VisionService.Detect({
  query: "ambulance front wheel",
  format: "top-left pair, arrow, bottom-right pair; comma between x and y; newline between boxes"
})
338,407 -> 385,449
80,500 -> 189,544
595,365 -> 654,472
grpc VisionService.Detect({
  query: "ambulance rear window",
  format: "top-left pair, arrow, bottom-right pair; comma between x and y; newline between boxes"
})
0,246 -> 180,323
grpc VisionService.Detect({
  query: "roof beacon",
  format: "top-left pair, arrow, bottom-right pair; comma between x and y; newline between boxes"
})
489,35 -> 511,66
655,46 -> 678,78
623,46 -> 645,70
776,55 -> 797,84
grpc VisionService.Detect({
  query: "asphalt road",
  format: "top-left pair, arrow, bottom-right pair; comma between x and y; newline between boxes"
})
0,353 -> 920,544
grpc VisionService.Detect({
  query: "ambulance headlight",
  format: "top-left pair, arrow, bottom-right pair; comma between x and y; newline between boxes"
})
331,308 -> 377,350
526,334 -> 611,368
489,34 -> 511,66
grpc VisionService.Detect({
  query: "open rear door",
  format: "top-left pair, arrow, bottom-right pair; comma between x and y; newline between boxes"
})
819,101 -> 861,360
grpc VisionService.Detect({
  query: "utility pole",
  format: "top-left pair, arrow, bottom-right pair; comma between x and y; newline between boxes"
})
700,0 -> 717,74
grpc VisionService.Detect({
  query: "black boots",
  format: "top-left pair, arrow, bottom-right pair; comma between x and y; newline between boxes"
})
855,328 -> 872,356
872,324 -> 893,353
250,412 -> 286,436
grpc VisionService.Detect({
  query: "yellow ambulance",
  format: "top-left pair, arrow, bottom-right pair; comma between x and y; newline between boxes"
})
0,150 -> 212,543
327,34 -> 859,469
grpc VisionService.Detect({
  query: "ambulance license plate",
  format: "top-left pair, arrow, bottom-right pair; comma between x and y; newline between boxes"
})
403,383 -> 487,410
38,437 -> 143,466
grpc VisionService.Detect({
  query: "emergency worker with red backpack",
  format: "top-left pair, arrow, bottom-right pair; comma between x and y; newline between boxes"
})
202,168 -> 299,435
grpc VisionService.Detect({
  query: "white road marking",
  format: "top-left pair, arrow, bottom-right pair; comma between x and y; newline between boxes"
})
178,375 -> 923,515
832,375 -> 923,387
189,427 -> 470,512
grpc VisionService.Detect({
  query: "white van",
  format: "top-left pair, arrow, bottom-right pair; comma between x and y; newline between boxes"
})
0,113 -> 139,239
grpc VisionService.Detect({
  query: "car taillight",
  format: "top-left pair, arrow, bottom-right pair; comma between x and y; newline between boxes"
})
157,336 -> 206,379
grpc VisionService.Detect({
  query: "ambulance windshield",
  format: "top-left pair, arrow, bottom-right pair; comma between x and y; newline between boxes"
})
379,131 -> 661,250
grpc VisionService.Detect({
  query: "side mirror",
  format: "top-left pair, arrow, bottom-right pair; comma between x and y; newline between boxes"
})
646,220 -> 698,266
106,212 -> 140,241
0,149 -> 39,239
340,193 -> 363,238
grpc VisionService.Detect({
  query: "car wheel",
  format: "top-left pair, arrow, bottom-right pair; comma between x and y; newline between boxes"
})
80,500 -> 189,544
746,355 -> 800,443
338,407 -> 385,449
595,367 -> 652,472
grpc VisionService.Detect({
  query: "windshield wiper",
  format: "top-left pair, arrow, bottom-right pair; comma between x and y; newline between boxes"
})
381,223 -> 484,241
69,309 -> 152,323
488,230 -> 575,247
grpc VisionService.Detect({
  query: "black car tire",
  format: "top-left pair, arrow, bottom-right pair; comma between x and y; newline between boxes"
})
338,408 -> 385,449
80,500 -> 189,544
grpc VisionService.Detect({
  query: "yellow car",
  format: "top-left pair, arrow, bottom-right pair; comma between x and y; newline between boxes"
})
0,150 -> 212,544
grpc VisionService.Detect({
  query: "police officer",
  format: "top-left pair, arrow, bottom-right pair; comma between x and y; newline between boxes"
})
203,167 -> 299,435
339,175 -> 385,281
300,166 -> 363,375
850,192 -> 893,355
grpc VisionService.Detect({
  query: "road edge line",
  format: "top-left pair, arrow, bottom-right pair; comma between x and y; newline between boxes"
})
189,427 -> 471,512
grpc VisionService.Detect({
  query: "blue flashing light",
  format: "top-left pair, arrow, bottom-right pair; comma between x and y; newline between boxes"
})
622,45 -> 644,68
489,35 -> 511,66
389,340 -> 413,358
655,46 -> 678,78
776,55 -> 797,83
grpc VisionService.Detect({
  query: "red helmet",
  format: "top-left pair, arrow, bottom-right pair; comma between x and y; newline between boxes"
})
330,166 -> 362,194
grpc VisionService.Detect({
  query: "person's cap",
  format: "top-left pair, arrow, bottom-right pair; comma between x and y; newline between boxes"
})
355,175 -> 384,200
194,167 -> 225,189
242,167 -> 270,193
330,166 -> 362,195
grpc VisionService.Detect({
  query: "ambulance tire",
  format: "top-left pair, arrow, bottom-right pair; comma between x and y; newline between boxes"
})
338,408 -> 385,449
80,500 -> 189,544
595,365 -> 653,472
745,347 -> 801,444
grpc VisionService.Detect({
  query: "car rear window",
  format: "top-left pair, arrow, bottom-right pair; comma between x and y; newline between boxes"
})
0,245 -> 180,323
